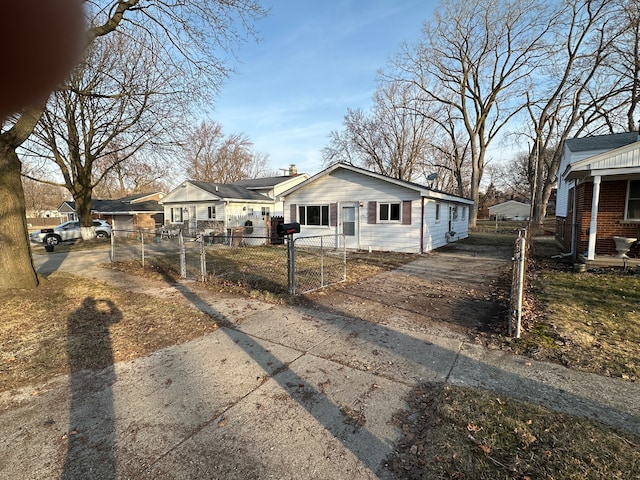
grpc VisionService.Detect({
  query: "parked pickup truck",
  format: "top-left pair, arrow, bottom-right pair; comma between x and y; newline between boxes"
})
30,220 -> 112,245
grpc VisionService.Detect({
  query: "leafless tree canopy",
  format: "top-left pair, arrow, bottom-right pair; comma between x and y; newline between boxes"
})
180,120 -> 270,183
322,81 -> 431,182
333,0 -> 640,226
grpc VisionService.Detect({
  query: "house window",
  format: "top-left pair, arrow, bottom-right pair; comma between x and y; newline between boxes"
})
207,206 -> 216,219
298,205 -> 329,226
627,180 -> 640,220
170,207 -> 183,223
435,203 -> 441,223
261,206 -> 270,216
247,207 -> 254,216
453,206 -> 459,221
379,202 -> 401,222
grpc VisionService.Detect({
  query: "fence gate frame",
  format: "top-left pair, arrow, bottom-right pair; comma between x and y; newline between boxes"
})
289,234 -> 346,295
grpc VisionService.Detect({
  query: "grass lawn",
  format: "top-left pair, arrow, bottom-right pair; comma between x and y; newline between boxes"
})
388,383 -> 640,479
513,261 -> 640,380
0,273 -> 215,392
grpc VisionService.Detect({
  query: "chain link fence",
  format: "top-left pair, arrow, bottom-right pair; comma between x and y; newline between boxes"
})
291,235 -> 346,295
110,229 -> 345,295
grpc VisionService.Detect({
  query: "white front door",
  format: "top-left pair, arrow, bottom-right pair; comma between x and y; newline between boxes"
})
341,204 -> 358,249
189,206 -> 197,235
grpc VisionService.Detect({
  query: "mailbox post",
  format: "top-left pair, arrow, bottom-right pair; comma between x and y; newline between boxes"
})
277,223 -> 300,295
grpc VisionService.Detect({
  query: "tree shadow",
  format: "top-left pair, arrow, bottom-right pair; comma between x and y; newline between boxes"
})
61,297 -> 122,480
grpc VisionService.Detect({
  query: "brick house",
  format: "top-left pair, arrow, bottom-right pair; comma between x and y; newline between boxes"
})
555,132 -> 640,260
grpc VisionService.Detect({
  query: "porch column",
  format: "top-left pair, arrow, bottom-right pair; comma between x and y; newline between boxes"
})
587,175 -> 601,260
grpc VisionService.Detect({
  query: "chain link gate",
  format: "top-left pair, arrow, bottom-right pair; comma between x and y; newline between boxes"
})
290,234 -> 346,295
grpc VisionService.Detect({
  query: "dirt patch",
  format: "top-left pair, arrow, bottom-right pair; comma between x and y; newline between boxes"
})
305,242 -> 513,340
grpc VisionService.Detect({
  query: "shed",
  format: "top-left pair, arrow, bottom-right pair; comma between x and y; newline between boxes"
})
488,200 -> 531,221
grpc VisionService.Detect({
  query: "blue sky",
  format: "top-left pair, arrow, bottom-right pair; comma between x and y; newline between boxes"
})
211,0 -> 438,177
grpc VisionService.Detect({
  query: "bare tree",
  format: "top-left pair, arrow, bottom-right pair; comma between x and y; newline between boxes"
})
0,0 -> 266,289
21,175 -> 67,217
393,0 -> 554,226
23,30 -> 186,240
92,152 -> 171,198
523,0 -> 623,225
322,81 -> 430,182
180,120 -> 270,183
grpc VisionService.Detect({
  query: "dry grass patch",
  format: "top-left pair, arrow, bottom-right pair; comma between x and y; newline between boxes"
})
0,272 -> 215,392
109,248 -> 418,301
387,383 -> 640,479
513,269 -> 640,380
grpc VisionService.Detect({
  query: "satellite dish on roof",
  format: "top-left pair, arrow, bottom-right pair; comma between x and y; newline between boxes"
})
427,172 -> 438,188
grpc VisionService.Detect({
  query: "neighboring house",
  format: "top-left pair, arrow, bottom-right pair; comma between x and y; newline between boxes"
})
488,200 -> 531,221
229,165 -> 309,216
279,163 -> 474,253
160,171 -> 309,237
58,192 -> 165,233
160,182 -> 275,237
555,131 -> 640,260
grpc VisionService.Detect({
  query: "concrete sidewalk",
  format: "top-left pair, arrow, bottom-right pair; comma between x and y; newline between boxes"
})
4,247 -> 637,478
2,269 -> 639,479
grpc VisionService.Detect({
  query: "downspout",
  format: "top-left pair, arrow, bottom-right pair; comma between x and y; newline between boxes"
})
420,197 -> 425,254
571,181 -> 579,261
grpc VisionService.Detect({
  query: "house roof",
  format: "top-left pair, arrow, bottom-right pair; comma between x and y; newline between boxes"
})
59,196 -> 164,215
230,176 -> 302,189
563,140 -> 640,181
187,181 -> 272,201
564,132 -> 640,152
279,162 -> 474,205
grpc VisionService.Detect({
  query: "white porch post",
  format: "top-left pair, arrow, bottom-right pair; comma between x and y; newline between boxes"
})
587,175 -> 601,260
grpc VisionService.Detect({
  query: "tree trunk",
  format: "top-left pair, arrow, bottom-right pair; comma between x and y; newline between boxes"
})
74,190 -> 95,241
0,142 -> 39,289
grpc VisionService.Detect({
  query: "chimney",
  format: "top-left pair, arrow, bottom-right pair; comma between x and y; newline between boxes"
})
289,164 -> 298,176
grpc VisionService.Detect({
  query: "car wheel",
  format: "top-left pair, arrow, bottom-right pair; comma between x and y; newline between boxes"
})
96,231 -> 109,239
45,235 -> 60,245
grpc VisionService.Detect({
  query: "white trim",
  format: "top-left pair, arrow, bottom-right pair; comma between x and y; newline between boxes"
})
587,176 -> 601,260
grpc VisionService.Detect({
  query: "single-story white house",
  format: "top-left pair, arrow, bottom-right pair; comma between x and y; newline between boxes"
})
488,200 -> 531,221
279,163 -> 474,253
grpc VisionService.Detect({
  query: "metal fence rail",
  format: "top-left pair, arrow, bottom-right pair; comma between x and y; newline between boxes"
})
110,229 -> 345,295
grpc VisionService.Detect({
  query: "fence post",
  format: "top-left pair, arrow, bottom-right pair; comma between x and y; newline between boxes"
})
110,231 -> 114,264
179,232 -> 186,279
200,237 -> 206,282
513,232 -> 527,338
320,236 -> 324,288
287,235 -> 296,295
141,230 -> 145,268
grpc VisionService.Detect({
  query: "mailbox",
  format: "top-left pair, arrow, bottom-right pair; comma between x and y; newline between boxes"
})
277,222 -> 300,235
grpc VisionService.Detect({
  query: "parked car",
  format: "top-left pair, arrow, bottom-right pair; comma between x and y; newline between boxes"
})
30,220 -> 112,245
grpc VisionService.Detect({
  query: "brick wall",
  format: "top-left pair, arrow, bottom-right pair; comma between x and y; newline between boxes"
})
575,180 -> 640,257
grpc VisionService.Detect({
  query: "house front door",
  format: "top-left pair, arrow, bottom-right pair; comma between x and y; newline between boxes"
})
341,204 -> 358,249
189,206 -> 197,235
